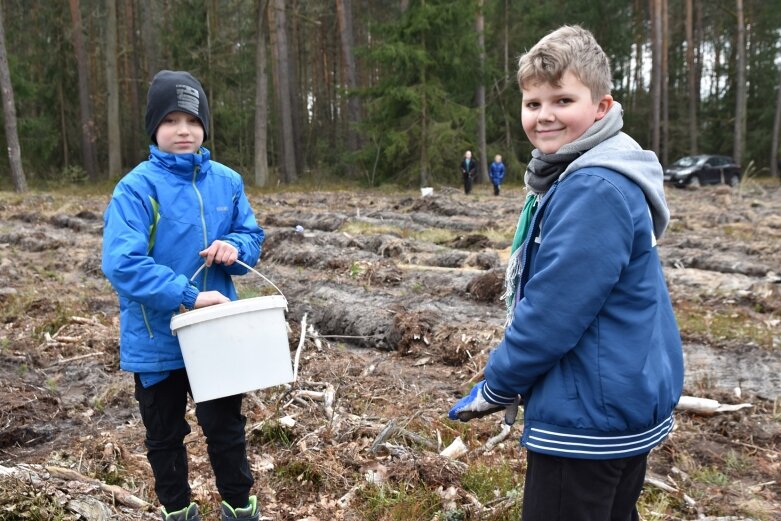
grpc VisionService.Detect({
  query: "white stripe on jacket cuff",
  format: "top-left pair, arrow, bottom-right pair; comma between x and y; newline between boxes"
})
482,382 -> 517,406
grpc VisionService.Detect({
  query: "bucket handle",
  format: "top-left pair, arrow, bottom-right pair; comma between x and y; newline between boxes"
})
190,259 -> 286,302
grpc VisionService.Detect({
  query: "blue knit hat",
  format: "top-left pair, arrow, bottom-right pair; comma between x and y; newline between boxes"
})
145,70 -> 209,144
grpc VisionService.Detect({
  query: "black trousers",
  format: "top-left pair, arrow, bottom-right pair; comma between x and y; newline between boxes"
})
463,172 -> 473,194
134,369 -> 254,512
493,182 -> 501,196
521,450 -> 647,521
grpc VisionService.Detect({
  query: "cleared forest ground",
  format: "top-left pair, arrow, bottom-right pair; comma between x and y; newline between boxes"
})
0,182 -> 779,520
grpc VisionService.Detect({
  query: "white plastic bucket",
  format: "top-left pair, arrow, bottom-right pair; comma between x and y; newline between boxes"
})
170,262 -> 293,402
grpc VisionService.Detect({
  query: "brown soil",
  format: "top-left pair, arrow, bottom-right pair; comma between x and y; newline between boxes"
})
0,182 -> 779,520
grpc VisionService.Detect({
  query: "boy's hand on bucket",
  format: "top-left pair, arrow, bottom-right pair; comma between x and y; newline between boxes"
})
200,240 -> 238,266
449,381 -> 521,424
194,290 -> 230,309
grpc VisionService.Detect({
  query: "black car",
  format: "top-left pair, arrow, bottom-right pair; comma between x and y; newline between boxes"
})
663,155 -> 741,188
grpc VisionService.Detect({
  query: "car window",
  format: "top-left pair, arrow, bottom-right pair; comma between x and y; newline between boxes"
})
672,156 -> 700,167
706,157 -> 723,167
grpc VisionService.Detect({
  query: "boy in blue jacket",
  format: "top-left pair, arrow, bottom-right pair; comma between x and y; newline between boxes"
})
449,26 -> 683,520
102,70 -> 264,521
489,154 -> 506,196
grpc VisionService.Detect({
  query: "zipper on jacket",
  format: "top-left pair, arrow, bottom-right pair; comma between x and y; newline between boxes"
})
141,304 -> 154,338
141,196 -> 160,339
192,165 -> 209,288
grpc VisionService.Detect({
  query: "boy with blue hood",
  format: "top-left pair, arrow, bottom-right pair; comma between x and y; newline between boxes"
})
489,154 -> 506,196
449,26 -> 683,520
102,70 -> 264,521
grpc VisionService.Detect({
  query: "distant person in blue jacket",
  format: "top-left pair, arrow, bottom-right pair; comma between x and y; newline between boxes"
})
489,154 -> 506,196
102,70 -> 264,521
449,26 -> 683,521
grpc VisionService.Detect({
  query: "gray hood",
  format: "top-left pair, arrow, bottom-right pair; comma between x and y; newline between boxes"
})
560,132 -> 670,239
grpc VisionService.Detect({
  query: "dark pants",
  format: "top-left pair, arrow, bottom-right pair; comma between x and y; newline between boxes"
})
493,183 -> 501,196
134,369 -> 253,512
463,172 -> 473,194
521,450 -> 647,521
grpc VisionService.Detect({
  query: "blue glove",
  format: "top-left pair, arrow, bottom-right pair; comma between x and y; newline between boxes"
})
449,381 -> 520,424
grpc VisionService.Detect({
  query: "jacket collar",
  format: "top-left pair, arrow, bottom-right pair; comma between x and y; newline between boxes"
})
148,145 -> 211,177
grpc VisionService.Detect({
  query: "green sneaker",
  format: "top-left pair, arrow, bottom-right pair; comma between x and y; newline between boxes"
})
161,502 -> 200,521
220,495 -> 260,520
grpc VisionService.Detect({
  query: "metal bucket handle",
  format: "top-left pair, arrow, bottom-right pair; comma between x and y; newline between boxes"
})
190,259 -> 286,302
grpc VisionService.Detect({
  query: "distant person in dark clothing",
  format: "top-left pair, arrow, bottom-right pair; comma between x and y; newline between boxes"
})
461,150 -> 478,194
489,154 -> 506,196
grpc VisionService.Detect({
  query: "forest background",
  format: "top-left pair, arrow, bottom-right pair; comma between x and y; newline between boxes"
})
1,0 -> 781,192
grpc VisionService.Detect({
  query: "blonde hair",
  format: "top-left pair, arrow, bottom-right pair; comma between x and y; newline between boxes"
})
517,25 -> 611,101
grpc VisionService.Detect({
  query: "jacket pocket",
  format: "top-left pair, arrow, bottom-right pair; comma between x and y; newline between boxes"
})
559,357 -> 578,400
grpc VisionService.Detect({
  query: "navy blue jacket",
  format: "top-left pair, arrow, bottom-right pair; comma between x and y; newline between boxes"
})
484,163 -> 683,460
101,146 -> 264,373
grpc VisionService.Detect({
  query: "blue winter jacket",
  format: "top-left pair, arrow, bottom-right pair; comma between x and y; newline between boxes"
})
489,161 -> 505,185
101,146 -> 264,373
484,133 -> 684,460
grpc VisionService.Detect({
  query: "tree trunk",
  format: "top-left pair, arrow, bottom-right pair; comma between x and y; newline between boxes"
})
310,22 -> 328,157
661,0 -> 669,165
733,0 -> 747,166
631,0 -> 644,112
105,0 -> 121,178
139,0 -> 160,77
649,0 -> 661,155
771,65 -> 781,179
254,0 -> 269,187
503,0 -> 510,150
287,0 -> 304,174
267,1 -> 281,179
476,0 -> 487,184
0,1 -> 25,192
68,0 -> 99,181
336,0 -> 361,158
419,0 -> 428,187
270,0 -> 297,182
685,0 -> 698,154
124,0 -> 142,162
205,0 -> 215,153
695,1 -> 704,114
59,83 -> 70,167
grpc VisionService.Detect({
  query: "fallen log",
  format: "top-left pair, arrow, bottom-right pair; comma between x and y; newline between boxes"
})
675,395 -> 752,416
292,312 -> 308,381
0,464 -> 45,486
0,464 -> 151,511
397,263 -> 485,274
644,473 -> 696,508
370,420 -> 438,453
45,466 -> 151,510
482,423 -> 513,452
66,497 -> 113,521
439,436 -> 468,459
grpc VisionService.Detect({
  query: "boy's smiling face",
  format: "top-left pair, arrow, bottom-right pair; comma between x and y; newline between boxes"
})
521,71 -> 612,154
155,111 -> 204,154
